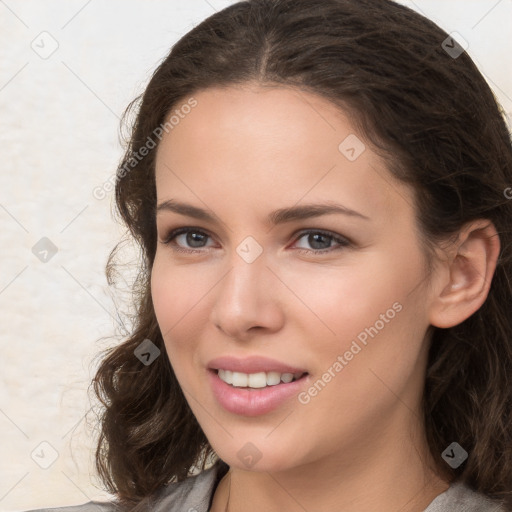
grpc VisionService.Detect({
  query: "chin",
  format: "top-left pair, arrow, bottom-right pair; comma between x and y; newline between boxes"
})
214,443 -> 301,473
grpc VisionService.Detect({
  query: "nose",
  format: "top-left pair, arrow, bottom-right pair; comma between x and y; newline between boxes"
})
209,253 -> 285,340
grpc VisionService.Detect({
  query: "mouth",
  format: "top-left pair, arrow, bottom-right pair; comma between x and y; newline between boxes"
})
211,368 -> 309,389
207,366 -> 311,416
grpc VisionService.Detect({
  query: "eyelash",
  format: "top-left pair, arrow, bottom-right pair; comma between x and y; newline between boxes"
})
159,227 -> 351,255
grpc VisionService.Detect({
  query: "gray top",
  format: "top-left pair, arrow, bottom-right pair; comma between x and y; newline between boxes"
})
25,460 -> 508,512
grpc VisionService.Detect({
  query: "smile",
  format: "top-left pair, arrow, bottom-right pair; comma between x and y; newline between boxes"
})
217,369 -> 307,388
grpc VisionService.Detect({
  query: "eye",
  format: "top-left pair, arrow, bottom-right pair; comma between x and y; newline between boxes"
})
159,227 -> 351,255
292,229 -> 351,254
160,227 -> 215,253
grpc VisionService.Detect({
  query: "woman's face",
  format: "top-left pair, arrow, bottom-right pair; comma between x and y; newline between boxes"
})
151,84 -> 437,473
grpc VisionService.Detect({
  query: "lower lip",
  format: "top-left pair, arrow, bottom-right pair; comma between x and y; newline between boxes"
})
208,369 -> 309,416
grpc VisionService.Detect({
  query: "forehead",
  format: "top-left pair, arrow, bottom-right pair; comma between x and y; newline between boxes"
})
154,84 -> 414,225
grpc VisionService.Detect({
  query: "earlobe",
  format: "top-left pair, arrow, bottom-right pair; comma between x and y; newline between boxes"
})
428,220 -> 500,329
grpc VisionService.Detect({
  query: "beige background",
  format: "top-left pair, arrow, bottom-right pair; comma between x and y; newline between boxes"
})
1,1 -> 511,510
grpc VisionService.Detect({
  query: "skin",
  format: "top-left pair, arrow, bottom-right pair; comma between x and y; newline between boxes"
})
151,83 -> 500,512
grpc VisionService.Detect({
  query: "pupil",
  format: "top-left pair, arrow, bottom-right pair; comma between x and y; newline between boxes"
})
187,232 -> 206,247
309,233 -> 330,250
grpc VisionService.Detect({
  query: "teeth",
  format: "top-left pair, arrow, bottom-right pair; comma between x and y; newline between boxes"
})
224,370 -> 233,384
217,369 -> 305,388
266,371 -> 281,386
281,373 -> 294,383
248,372 -> 267,388
231,371 -> 248,387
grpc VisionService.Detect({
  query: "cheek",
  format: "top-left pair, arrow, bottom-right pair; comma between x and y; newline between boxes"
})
297,252 -> 427,407
280,251 -> 418,338
150,255 -> 226,385
151,255 -> 209,334
151,256 -> 179,333
282,248 -> 428,381
150,256 -> 203,367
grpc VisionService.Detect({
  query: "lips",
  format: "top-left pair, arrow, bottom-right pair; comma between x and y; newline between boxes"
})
208,367 -> 310,416
207,355 -> 308,374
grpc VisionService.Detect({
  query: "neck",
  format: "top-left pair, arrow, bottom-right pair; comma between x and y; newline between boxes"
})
211,415 -> 450,512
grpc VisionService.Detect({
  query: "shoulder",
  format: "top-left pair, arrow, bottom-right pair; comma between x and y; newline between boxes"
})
150,459 -> 229,512
23,460 -> 229,512
424,480 -> 509,512
23,501 -> 118,512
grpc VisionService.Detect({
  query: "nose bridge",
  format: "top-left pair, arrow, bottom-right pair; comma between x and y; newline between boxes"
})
210,245 -> 283,338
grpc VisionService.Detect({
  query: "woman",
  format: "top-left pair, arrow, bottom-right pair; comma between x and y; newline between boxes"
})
28,0 -> 512,510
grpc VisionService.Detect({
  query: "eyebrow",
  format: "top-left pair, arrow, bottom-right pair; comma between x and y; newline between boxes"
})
156,199 -> 370,224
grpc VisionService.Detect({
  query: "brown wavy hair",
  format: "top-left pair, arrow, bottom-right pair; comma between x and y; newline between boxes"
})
89,0 -> 512,509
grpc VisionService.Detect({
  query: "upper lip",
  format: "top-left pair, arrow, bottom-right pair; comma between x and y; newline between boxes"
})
207,355 -> 308,375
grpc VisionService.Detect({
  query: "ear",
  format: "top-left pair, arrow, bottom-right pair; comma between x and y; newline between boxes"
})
428,219 -> 500,329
